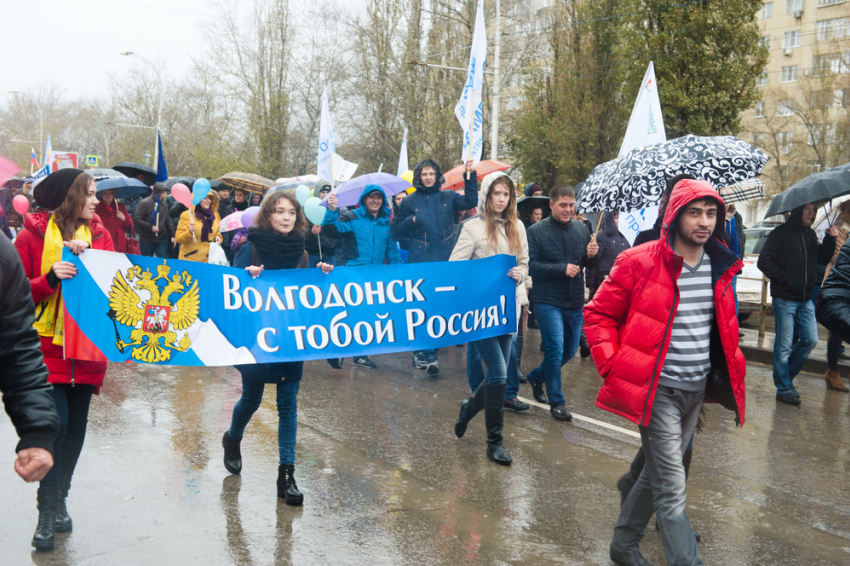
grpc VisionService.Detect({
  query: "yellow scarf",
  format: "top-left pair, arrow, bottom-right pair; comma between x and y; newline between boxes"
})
33,216 -> 91,346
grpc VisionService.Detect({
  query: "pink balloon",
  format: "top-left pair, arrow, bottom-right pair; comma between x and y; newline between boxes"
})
12,194 -> 30,216
172,183 -> 193,208
241,206 -> 261,228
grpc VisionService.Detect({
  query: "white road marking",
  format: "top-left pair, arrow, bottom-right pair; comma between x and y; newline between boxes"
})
517,396 -> 641,439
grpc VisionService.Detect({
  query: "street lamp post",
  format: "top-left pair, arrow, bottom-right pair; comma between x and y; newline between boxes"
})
120,52 -> 164,173
8,90 -> 43,162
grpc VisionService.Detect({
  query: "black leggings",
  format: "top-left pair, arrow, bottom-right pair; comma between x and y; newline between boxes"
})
827,332 -> 843,372
40,384 -> 95,487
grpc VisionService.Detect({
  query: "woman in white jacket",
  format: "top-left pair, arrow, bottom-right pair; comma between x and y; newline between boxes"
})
450,172 -> 529,465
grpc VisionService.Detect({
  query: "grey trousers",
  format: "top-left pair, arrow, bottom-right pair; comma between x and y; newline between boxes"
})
612,384 -> 704,566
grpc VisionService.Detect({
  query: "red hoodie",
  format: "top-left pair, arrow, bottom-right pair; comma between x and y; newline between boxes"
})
584,179 -> 747,426
14,212 -> 114,388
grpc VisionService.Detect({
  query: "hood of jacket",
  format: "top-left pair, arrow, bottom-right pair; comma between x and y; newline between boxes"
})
413,158 -> 445,194
312,178 -> 332,198
195,190 -> 220,213
23,210 -> 108,240
524,182 -> 542,197
661,179 -> 726,249
356,184 -> 391,221
787,204 -> 810,228
478,171 -> 508,212
600,209 -> 621,239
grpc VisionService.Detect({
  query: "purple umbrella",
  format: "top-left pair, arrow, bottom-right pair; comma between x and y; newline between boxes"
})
320,172 -> 411,208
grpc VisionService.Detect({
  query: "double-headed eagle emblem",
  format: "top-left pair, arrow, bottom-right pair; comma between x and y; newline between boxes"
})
107,262 -> 200,363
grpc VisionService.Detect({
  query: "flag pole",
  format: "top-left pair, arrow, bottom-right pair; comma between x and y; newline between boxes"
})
466,87 -> 475,180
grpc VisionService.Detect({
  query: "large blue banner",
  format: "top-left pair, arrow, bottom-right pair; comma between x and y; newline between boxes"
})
62,250 -> 517,366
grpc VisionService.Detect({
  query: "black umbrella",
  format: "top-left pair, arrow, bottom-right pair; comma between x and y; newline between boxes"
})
2,176 -> 24,190
576,134 -> 769,213
164,176 -> 196,189
113,162 -> 156,186
209,179 -> 227,192
764,168 -> 850,218
517,196 -> 550,222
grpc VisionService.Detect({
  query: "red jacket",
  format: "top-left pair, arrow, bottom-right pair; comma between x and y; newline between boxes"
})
584,179 -> 747,426
14,212 -> 114,388
95,200 -> 132,253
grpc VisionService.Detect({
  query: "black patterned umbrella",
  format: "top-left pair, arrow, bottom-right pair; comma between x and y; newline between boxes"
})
576,135 -> 769,213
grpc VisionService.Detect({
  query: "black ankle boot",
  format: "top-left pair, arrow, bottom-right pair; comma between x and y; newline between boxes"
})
54,475 -> 72,533
222,431 -> 242,474
32,486 -> 58,551
455,383 -> 485,438
277,464 -> 303,506
484,383 -> 512,465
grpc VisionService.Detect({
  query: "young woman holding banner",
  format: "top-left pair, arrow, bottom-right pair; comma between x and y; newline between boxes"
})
14,168 -> 115,551
449,172 -> 528,466
222,189 -> 334,505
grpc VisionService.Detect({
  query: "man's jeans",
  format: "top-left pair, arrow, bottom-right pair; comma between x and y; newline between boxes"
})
772,297 -> 818,395
613,385 -> 704,566
527,303 -> 583,407
140,238 -> 169,258
467,335 -> 519,397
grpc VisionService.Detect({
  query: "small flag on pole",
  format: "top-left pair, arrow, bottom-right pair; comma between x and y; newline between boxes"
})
397,128 -> 409,177
455,0 -> 487,167
30,148 -> 38,168
156,131 -> 168,183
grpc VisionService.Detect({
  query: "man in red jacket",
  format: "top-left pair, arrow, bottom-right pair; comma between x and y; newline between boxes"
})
585,179 -> 746,566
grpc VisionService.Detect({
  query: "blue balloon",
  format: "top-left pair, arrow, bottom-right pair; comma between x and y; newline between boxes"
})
295,184 -> 311,205
193,178 -> 211,206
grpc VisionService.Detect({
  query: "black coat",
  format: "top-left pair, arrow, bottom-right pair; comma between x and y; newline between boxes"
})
528,215 -> 600,310
758,206 -> 835,302
0,235 -> 59,453
586,212 -> 629,289
817,238 -> 850,342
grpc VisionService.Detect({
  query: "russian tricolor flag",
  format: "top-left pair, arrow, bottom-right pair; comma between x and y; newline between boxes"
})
30,148 -> 38,168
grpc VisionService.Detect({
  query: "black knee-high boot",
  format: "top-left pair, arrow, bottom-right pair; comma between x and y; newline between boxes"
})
54,474 -> 73,533
455,383 -> 486,438
484,383 -> 512,465
32,486 -> 58,551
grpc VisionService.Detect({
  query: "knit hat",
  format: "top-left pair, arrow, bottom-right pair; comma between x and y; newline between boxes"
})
33,168 -> 87,210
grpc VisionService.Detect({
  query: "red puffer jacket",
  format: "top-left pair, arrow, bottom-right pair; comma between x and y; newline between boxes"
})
95,200 -> 132,253
14,212 -> 114,388
584,179 -> 747,426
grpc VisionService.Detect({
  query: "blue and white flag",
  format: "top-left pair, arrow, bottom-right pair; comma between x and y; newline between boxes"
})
42,134 -> 52,172
62,250 -> 517,367
317,86 -> 335,185
397,128 -> 409,177
455,0 -> 487,166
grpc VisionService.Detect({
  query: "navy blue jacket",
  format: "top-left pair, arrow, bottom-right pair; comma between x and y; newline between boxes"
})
393,171 -> 478,263
321,185 -> 401,267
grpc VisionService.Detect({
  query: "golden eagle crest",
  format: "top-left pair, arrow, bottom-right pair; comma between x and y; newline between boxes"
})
106,262 -> 200,363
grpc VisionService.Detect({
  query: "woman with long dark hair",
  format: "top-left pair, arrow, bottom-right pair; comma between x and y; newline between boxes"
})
221,190 -> 334,504
14,169 -> 115,551
450,171 -> 528,465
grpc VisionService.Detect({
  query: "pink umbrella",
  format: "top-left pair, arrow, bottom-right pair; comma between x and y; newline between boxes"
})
219,210 -> 244,232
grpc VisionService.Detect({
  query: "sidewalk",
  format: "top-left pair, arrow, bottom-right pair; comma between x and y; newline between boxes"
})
739,327 -> 850,375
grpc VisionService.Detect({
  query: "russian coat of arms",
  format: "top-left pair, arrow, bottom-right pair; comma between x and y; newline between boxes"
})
107,262 -> 200,363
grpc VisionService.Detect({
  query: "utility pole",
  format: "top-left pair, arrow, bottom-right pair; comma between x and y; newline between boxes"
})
490,0 -> 501,160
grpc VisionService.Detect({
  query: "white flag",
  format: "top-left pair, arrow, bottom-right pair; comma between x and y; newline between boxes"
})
619,61 -> 666,156
317,86 -> 335,183
397,128 -> 409,177
455,0 -> 487,166
43,134 -> 52,172
331,153 -> 358,183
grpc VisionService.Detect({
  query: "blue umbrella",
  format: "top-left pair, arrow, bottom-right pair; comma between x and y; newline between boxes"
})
95,176 -> 150,200
320,172 -> 410,208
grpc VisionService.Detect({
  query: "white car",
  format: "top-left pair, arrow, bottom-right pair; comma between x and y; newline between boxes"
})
736,224 -> 780,318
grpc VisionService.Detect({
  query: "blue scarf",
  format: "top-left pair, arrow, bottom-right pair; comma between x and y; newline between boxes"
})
149,193 -> 161,225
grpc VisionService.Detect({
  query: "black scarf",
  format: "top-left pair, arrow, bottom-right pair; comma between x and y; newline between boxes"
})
195,204 -> 215,241
233,199 -> 249,212
247,230 -> 305,270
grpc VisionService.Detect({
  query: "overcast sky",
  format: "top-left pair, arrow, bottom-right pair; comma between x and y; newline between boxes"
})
1,0 -> 215,102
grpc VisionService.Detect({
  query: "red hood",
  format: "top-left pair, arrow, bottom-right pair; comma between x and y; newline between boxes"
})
23,211 -> 107,240
660,179 -> 727,245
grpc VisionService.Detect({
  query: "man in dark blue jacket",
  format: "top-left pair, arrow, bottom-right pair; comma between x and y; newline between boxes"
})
323,184 -> 401,369
526,185 -> 599,420
393,158 -> 478,374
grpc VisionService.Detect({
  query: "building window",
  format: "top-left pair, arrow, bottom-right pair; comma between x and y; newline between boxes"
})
759,35 -> 772,50
753,132 -> 766,147
755,101 -> 766,118
787,0 -> 804,13
812,53 -> 848,76
757,70 -> 769,87
784,31 -> 801,49
819,0 -> 843,5
817,18 -> 848,42
762,2 -> 774,18
778,131 -> 794,154
781,65 -> 799,82
778,99 -> 796,116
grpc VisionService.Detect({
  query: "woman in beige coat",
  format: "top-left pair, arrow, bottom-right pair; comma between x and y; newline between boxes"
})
449,171 -> 529,465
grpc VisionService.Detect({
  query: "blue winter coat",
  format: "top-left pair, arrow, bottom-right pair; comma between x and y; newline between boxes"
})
321,184 -> 402,267
392,170 -> 479,263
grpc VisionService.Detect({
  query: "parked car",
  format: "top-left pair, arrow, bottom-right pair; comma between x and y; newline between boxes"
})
736,225 -> 779,318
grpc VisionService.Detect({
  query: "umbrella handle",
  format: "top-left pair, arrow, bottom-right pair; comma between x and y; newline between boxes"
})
594,211 -> 605,238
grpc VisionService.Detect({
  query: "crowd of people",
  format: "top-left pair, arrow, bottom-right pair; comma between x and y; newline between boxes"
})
2,156 -> 850,566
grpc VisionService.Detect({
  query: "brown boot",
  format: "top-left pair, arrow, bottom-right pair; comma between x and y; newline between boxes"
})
825,370 -> 849,392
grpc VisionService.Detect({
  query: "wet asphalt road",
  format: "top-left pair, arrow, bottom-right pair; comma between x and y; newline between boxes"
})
1,329 -> 849,565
